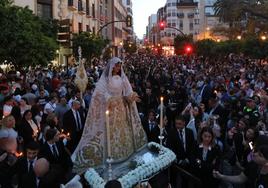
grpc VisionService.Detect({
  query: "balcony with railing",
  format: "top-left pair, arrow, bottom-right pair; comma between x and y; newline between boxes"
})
177,13 -> 184,18
68,0 -> 77,11
187,13 -> 194,18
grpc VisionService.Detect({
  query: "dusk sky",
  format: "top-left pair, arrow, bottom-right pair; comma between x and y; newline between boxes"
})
133,0 -> 166,39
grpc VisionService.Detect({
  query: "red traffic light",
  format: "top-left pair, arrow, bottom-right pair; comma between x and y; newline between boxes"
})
159,22 -> 165,30
185,45 -> 192,53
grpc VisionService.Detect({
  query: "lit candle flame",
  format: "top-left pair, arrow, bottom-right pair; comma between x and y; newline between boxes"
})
106,110 -> 109,115
15,152 -> 23,157
61,129 -> 64,133
67,133 -> 70,137
160,97 -> 164,101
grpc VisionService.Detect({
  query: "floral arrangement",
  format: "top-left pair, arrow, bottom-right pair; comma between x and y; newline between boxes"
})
84,168 -> 106,188
84,142 -> 176,188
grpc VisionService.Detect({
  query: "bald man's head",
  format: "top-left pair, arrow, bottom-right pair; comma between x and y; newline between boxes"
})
34,158 -> 50,178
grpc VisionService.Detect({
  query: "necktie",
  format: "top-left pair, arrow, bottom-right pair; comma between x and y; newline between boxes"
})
179,130 -> 185,150
76,111 -> 81,130
28,160 -> 34,174
149,122 -> 154,132
52,144 -> 58,158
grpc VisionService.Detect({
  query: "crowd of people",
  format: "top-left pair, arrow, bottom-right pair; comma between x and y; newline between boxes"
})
0,53 -> 267,188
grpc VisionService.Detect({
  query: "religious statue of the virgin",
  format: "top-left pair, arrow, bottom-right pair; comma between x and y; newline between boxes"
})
72,57 -> 147,172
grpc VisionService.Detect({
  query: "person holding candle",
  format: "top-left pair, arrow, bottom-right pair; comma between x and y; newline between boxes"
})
18,110 -> 40,147
72,57 -> 147,171
0,115 -> 18,188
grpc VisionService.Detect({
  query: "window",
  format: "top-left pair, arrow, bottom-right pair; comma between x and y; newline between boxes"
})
78,23 -> 83,33
189,22 -> 194,30
86,25 -> 90,32
179,20 -> 183,30
172,2 -> 177,6
92,3 -> 95,18
177,13 -> 184,18
78,0 -> 83,11
86,0 -> 90,15
172,23 -> 176,27
37,0 -> 52,19
205,6 -> 215,16
187,13 -> 194,18
92,27 -> 95,34
194,19 -> 199,25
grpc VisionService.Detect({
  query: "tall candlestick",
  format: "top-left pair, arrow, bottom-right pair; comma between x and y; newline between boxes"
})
160,97 -> 164,130
106,110 -> 111,158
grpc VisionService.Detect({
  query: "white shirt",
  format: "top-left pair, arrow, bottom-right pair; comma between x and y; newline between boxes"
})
47,143 -> 59,156
27,157 -> 37,172
44,102 -> 56,114
199,144 -> 212,161
72,109 -> 82,130
27,120 -> 39,134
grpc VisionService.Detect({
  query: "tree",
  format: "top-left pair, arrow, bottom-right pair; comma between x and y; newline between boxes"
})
174,34 -> 193,55
72,32 -> 108,61
214,0 -> 245,27
123,41 -> 137,54
0,0 -> 58,69
195,39 -> 217,57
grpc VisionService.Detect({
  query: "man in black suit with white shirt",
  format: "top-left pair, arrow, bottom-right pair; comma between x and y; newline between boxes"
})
63,100 -> 86,153
15,141 -> 40,188
142,110 -> 160,143
167,115 -> 196,188
39,128 -> 73,185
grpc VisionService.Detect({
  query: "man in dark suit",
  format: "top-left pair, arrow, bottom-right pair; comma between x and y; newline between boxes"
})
167,115 -> 196,188
39,128 -> 73,185
33,158 -> 59,188
15,141 -> 40,188
63,100 -> 85,153
142,110 -> 160,143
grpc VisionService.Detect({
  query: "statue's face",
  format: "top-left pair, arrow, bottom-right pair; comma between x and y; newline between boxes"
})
112,62 -> 122,74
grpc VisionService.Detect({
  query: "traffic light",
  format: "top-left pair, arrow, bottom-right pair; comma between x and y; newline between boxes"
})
159,22 -> 165,30
185,45 -> 193,54
57,19 -> 72,47
126,15 -> 132,27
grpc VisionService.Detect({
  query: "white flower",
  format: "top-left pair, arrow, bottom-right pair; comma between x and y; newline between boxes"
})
85,142 -> 176,188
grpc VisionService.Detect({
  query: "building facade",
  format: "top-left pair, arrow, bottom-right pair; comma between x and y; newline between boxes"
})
13,0 -> 129,57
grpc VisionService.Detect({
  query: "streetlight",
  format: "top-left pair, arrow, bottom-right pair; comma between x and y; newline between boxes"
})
216,38 -> 221,42
206,27 -> 210,31
237,35 -> 242,40
261,35 -> 266,41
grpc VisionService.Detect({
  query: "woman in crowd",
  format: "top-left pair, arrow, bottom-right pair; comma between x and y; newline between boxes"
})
18,110 -> 39,146
194,127 -> 221,188
0,115 -> 18,154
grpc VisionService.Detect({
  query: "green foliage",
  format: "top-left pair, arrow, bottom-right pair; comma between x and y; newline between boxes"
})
72,32 -> 108,60
123,42 -> 137,54
240,36 -> 268,59
195,38 -> 268,59
0,0 -> 58,68
195,39 -> 217,57
174,34 -> 193,55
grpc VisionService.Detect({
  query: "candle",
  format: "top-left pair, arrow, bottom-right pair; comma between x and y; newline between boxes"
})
106,110 -> 111,158
15,152 -> 23,157
67,132 -> 70,137
160,97 -> 164,131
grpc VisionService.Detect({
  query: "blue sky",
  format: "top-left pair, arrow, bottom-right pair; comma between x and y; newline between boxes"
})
133,0 -> 166,39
